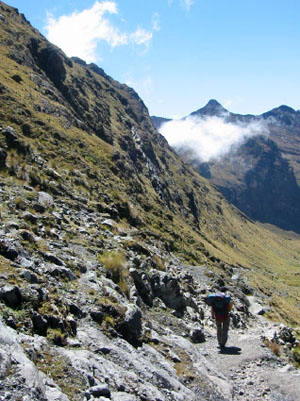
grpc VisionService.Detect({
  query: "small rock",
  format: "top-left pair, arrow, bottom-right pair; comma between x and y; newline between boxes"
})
32,312 -> 48,336
68,302 -> 84,318
20,230 -> 36,243
20,270 -> 38,283
97,347 -> 111,355
55,267 -> 76,281
90,311 -> 104,324
22,212 -> 38,223
43,253 -> 64,266
189,326 -> 205,343
38,191 -> 54,208
0,148 -> 7,169
32,203 -> 46,213
89,384 -> 111,398
18,257 -> 35,269
0,285 -> 23,308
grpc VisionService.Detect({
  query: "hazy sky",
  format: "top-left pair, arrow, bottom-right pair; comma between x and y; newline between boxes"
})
7,0 -> 300,118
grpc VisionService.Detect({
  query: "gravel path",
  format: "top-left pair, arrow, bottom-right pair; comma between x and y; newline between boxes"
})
199,302 -> 300,401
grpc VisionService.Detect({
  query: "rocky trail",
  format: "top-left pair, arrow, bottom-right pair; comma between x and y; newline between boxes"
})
200,300 -> 300,401
0,178 -> 299,401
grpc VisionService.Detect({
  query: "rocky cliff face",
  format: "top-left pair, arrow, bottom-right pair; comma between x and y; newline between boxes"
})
153,100 -> 300,233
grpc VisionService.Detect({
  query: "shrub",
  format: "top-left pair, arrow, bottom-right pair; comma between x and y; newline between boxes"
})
292,345 -> 300,364
264,339 -> 282,357
98,251 -> 129,295
15,197 -> 26,210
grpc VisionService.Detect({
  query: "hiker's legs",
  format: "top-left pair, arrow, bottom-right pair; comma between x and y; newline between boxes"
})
216,321 -> 223,345
221,318 -> 230,346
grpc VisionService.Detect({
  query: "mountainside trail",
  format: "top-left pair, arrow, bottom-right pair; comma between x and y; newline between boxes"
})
0,3 -> 300,400
201,299 -> 300,401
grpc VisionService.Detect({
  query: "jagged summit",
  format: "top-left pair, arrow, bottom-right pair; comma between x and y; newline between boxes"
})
190,99 -> 228,117
262,104 -> 300,127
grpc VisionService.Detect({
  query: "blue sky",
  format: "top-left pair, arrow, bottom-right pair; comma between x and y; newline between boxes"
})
7,0 -> 300,118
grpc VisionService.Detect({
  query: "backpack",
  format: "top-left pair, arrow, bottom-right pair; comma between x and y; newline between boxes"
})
208,292 -> 231,317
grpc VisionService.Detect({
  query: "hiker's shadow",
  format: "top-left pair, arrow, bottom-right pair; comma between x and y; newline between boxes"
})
219,346 -> 242,355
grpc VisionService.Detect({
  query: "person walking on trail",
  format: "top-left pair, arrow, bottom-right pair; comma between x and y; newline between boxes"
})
207,287 -> 232,348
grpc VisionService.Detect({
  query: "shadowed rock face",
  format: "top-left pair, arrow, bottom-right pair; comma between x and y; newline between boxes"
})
212,136 -> 300,232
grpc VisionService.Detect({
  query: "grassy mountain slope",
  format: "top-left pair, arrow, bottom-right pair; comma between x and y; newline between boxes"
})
0,0 -> 299,327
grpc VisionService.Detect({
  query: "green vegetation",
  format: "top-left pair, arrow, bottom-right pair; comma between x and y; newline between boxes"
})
35,350 -> 86,400
0,0 -> 300,329
292,345 -> 300,366
98,251 -> 129,295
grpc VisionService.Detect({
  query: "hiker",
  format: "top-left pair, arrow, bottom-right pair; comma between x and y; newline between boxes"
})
207,287 -> 232,348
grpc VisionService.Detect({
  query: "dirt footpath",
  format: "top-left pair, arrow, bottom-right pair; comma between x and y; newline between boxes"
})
200,307 -> 300,401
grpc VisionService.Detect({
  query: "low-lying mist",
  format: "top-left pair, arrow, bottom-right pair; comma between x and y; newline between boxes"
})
159,115 -> 269,162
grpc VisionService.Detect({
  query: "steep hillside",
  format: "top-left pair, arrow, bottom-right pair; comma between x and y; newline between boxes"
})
0,1 -> 280,270
0,0 -> 299,330
0,2 -> 300,400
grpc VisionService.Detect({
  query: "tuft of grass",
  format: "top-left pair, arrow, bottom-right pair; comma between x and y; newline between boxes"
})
35,350 -> 85,400
153,254 -> 167,271
264,339 -> 282,357
292,345 -> 300,366
98,251 -> 129,295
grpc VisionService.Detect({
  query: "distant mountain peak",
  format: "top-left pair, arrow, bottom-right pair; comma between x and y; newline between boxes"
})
273,105 -> 295,113
190,99 -> 228,117
206,99 -> 223,107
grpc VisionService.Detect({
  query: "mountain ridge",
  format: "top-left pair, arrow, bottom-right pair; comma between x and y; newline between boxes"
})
152,99 -> 300,233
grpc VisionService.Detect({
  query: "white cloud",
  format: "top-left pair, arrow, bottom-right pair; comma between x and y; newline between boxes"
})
181,0 -> 194,10
152,13 -> 160,32
45,1 -> 155,63
159,115 -> 268,162
168,0 -> 194,10
130,28 -> 152,45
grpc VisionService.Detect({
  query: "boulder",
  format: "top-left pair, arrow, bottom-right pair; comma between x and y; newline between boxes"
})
118,305 -> 142,345
88,384 -> 111,398
43,252 -> 64,266
0,239 -> 19,261
0,285 -> 23,308
20,269 -> 38,283
130,269 -> 153,306
68,302 -> 84,318
38,191 -> 54,208
4,126 -> 28,153
66,315 -> 77,335
189,325 -> 206,343
278,325 -> 296,344
0,148 -> 7,169
150,272 -> 186,313
90,310 -> 104,324
32,312 -> 48,336
22,212 -> 38,223
49,266 -> 76,281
